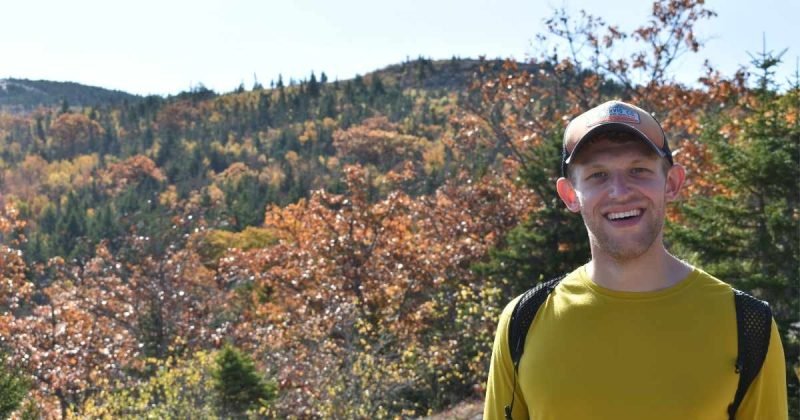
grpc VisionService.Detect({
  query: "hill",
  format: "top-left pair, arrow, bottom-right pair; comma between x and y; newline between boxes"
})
0,78 -> 141,112
0,43 -> 795,417
368,56 -> 540,91
0,57 -> 532,113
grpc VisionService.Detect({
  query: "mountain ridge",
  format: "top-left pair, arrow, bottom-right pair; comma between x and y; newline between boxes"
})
0,57 -> 538,112
0,77 -> 142,112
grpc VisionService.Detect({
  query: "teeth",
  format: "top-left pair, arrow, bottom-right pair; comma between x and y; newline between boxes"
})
607,209 -> 641,220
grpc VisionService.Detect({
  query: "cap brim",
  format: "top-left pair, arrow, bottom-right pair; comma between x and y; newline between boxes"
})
564,122 -> 667,165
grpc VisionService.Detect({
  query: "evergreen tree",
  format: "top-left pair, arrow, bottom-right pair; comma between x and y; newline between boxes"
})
88,204 -> 121,246
213,344 -> 276,418
475,129 -> 590,296
308,71 -> 320,98
370,75 -> 385,98
226,175 -> 269,231
257,92 -> 272,128
252,73 -> 263,91
319,92 -> 337,119
0,353 -> 30,418
35,115 -> 46,141
54,191 -> 88,259
669,51 -> 799,416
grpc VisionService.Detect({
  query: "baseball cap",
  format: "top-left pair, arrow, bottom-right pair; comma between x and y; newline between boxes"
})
561,100 -> 673,176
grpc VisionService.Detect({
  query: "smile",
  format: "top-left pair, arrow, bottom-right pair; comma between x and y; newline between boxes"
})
605,209 -> 642,221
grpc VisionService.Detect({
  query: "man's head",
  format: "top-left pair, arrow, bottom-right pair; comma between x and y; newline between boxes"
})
561,100 -> 673,178
555,101 -> 685,262
564,131 -> 673,182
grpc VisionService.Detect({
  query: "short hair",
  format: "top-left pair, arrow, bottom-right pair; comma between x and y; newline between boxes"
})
565,131 -> 673,182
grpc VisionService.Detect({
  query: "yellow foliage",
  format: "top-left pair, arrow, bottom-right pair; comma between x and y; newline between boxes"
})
298,121 -> 317,144
422,141 -> 446,175
71,351 -> 218,419
194,226 -> 277,268
158,185 -> 179,209
284,150 -> 299,166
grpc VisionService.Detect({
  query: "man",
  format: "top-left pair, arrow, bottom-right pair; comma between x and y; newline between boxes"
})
483,101 -> 788,419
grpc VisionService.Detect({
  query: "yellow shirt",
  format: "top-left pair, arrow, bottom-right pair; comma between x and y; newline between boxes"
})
484,266 -> 788,420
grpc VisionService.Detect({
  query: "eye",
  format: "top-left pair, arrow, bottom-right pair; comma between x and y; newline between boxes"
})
630,167 -> 652,175
586,171 -> 607,180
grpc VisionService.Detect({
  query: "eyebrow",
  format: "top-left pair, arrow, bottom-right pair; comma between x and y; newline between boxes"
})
581,156 -> 658,167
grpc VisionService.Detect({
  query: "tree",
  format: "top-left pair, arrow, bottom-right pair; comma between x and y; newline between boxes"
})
217,163 -> 535,416
308,71 -> 320,98
0,353 -> 29,417
75,351 -> 218,418
669,51 -> 799,416
48,113 -> 105,159
332,116 -> 429,172
213,344 -> 276,417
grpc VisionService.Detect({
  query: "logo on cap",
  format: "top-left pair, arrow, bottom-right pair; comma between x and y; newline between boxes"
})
588,102 -> 640,127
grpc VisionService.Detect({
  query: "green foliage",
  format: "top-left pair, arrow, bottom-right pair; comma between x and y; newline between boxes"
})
213,344 -> 276,418
0,22 -> 796,415
223,174 -> 274,230
0,353 -> 29,419
475,130 -> 590,296
668,59 -> 799,417
0,78 -> 140,111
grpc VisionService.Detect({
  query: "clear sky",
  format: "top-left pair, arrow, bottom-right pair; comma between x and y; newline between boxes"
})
1,0 -> 797,96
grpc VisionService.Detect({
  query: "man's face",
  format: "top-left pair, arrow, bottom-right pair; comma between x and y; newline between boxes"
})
556,137 -> 684,261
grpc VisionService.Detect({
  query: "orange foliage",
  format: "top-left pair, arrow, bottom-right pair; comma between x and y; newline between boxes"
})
48,113 -> 104,158
333,116 -> 429,169
155,101 -> 203,135
215,163 -> 534,414
98,155 -> 166,196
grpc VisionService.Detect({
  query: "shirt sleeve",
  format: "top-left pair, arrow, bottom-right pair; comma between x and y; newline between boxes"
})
735,318 -> 788,419
484,297 -> 528,420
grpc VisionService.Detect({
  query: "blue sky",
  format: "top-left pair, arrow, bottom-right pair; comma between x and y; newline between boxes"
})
1,0 -> 797,96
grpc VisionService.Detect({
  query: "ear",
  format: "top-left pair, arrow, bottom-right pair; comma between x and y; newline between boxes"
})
664,163 -> 686,201
556,177 -> 581,213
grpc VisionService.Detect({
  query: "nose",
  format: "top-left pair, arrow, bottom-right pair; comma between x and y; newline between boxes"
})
608,173 -> 633,199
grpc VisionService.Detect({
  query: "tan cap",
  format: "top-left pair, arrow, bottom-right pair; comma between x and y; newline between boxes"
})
561,100 -> 672,175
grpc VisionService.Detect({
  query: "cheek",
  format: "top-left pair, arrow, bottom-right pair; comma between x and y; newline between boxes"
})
575,190 -> 600,212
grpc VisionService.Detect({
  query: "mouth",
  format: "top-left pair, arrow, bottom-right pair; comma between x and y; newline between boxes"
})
604,208 -> 644,225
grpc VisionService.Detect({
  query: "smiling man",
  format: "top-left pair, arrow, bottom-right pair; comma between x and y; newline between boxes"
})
483,101 -> 788,419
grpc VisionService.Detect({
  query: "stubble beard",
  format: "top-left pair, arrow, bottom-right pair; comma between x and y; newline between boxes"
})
582,207 -> 665,262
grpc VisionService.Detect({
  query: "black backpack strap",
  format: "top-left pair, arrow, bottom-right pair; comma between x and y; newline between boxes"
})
727,288 -> 772,420
504,274 -> 565,420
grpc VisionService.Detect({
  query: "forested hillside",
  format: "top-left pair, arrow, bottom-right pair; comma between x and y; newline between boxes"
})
0,1 -> 797,418
0,78 -> 140,112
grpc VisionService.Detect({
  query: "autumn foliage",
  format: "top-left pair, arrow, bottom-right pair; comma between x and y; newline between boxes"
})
0,1 -> 796,417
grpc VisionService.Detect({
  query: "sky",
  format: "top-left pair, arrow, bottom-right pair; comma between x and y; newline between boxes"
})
1,0 -> 797,96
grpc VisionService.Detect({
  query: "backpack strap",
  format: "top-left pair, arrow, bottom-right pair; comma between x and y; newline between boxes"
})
727,288 -> 772,420
504,274 -> 565,420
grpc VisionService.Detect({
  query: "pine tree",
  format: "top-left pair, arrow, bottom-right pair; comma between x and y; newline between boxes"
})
257,92 -> 272,128
370,75 -> 385,98
213,344 -> 276,418
475,130 -> 590,296
308,71 -> 320,98
668,48 -> 799,416
0,353 -> 30,418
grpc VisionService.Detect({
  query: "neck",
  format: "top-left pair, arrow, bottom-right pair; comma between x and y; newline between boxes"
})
586,241 -> 692,292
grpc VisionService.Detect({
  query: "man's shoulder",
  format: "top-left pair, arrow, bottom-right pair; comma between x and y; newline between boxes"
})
688,266 -> 737,295
500,267 -> 584,317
